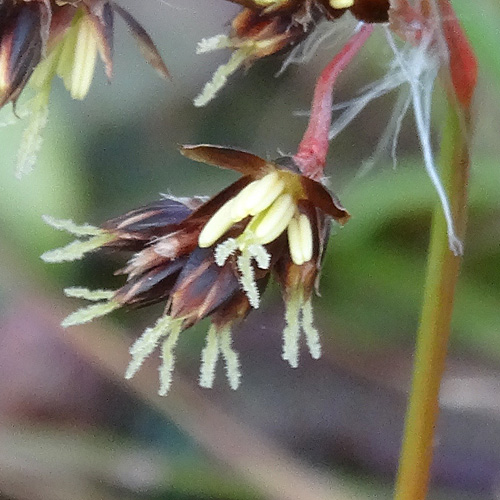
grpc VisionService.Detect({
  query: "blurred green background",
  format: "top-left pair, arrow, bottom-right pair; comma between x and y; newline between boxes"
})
0,1 -> 499,499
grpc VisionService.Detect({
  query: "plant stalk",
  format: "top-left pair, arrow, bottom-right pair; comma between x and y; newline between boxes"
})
393,102 -> 471,499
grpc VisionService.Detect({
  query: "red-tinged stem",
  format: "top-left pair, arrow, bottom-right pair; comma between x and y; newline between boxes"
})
294,23 -> 374,180
438,0 -> 478,109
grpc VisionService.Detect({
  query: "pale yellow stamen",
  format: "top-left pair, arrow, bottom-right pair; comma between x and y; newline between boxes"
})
298,214 -> 314,263
287,217 -> 303,266
230,181 -> 260,221
245,172 -> 285,215
229,172 -> 284,223
199,324 -> 220,388
254,193 -> 295,244
57,14 -> 99,100
198,199 -> 235,248
287,214 -> 314,266
329,0 -> 354,8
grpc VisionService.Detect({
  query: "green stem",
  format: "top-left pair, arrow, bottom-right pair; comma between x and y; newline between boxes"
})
393,101 -> 471,500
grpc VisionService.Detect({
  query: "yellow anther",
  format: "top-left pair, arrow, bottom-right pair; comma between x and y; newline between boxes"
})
287,214 -> 313,266
298,214 -> 314,263
254,193 -> 295,244
230,180 -> 260,221
329,0 -> 354,8
198,199 -> 235,247
287,216 -> 304,266
57,14 -> 99,100
249,177 -> 286,216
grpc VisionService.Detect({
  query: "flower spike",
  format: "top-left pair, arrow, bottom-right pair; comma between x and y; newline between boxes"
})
44,133 -> 349,394
0,0 -> 168,175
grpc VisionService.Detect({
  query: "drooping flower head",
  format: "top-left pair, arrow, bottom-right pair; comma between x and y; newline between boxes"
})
0,0 -> 168,175
0,0 -> 168,106
194,0 -> 389,106
196,0 -> 478,256
42,144 -> 349,394
41,0 -> 477,396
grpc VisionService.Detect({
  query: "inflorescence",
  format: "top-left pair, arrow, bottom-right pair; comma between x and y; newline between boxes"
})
42,145 -> 350,394
35,0 -> 476,395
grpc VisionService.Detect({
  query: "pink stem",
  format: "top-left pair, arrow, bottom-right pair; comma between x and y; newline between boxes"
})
294,23 -> 374,180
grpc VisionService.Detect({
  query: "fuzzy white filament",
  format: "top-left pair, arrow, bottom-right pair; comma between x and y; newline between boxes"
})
237,251 -> 261,309
279,16 -> 357,76
41,215 -> 113,262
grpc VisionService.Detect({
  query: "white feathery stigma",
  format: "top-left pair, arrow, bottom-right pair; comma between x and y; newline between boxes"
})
199,324 -> 242,390
199,324 -> 220,388
61,300 -> 120,327
158,320 -> 182,396
125,315 -> 175,380
219,325 -> 241,390
282,289 -> 322,367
